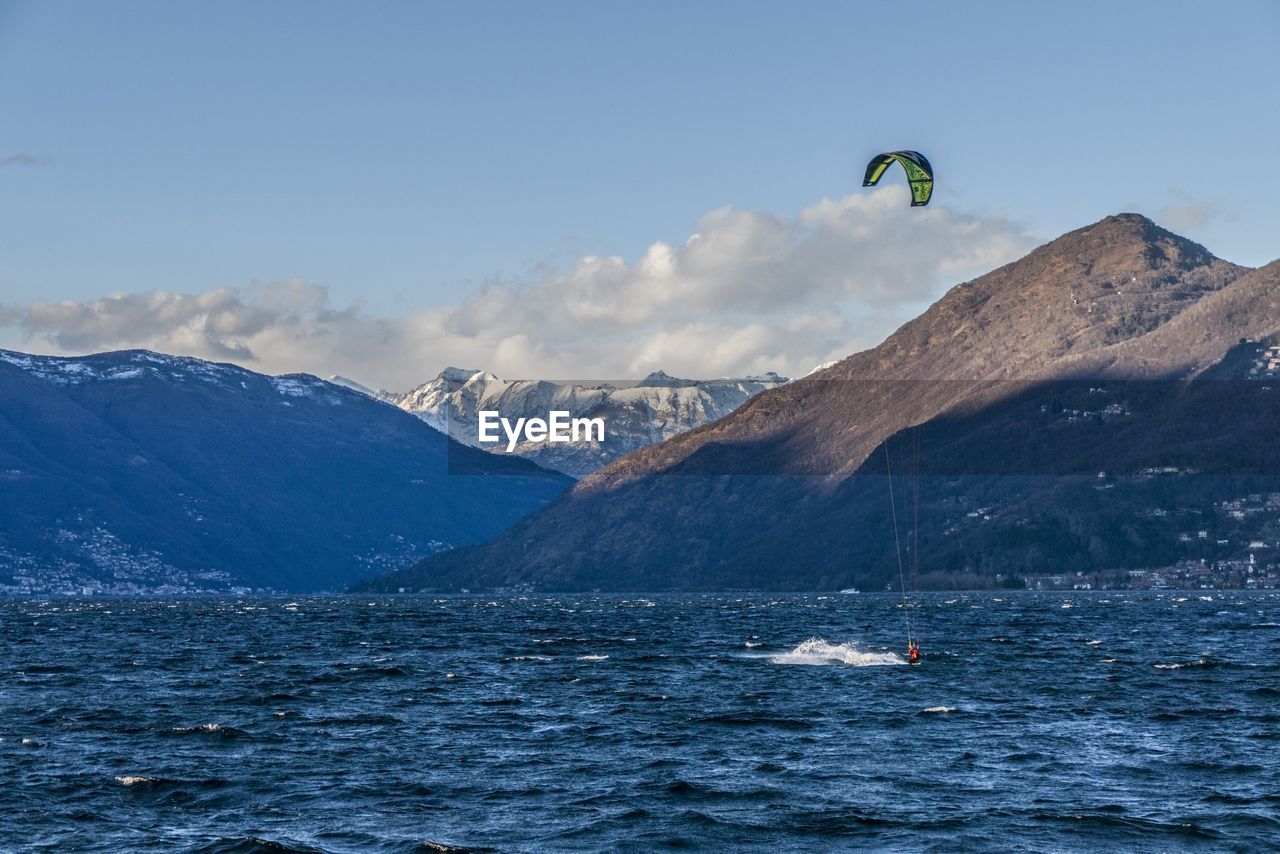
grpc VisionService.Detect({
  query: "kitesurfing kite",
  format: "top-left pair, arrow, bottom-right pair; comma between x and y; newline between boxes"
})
862,150 -> 934,207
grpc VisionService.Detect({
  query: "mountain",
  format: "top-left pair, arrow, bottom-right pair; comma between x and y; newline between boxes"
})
326,374 -> 387,399
360,214 -> 1280,593
385,367 -> 789,476
0,350 -> 570,594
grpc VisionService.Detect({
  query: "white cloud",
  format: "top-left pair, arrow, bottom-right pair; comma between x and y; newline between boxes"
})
0,187 -> 1036,389
1158,200 -> 1212,234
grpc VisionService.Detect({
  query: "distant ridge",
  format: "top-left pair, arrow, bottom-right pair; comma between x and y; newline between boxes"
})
0,349 -> 569,594
384,367 -> 789,476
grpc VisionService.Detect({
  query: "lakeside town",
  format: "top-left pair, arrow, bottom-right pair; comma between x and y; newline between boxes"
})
7,486 -> 1280,596
1025,488 -> 1280,591
1026,559 -> 1280,592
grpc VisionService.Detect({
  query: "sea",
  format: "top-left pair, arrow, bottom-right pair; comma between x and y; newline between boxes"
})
2,591 -> 1277,852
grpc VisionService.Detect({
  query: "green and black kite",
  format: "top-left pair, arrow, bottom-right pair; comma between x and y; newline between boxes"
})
862,150 -> 933,207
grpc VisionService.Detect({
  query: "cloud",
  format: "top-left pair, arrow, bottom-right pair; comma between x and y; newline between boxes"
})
0,187 -> 1036,389
1158,194 -> 1212,234
0,153 -> 47,168
16,283 -> 329,360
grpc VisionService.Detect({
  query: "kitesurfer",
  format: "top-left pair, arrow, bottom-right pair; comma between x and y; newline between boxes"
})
908,641 -> 921,664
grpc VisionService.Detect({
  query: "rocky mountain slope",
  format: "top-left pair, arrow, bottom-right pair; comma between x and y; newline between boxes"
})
361,214 -> 1280,593
385,368 -> 788,476
0,350 -> 569,594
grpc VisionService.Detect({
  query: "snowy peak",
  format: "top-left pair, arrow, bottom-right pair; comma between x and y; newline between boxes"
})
389,367 -> 789,476
637,370 -> 698,388
328,374 -> 381,397
438,366 -> 483,384
0,349 -> 381,415
0,347 -> 253,387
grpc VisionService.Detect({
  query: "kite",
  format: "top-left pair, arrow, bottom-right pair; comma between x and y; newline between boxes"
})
862,150 -> 934,207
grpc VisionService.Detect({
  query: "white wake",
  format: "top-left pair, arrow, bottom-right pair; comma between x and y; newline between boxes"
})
769,637 -> 905,667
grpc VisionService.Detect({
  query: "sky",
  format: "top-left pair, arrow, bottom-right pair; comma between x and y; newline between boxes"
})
1,1 -> 1277,389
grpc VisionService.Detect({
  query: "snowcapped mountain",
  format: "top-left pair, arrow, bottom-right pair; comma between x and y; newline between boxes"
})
383,368 -> 789,476
0,349 -> 569,594
326,374 -> 389,400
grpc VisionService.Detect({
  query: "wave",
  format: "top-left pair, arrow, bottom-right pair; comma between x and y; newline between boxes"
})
769,638 -> 904,667
193,835 -> 327,854
922,706 -> 956,714
116,775 -> 166,786
1154,659 -> 1213,670
169,723 -> 250,739
116,775 -> 223,786
115,775 -> 229,793
303,713 -> 403,726
695,713 -> 815,730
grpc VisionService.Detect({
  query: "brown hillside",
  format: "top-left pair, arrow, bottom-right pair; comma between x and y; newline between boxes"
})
360,215 -> 1272,593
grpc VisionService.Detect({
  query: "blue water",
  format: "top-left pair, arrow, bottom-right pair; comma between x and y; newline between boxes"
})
2,592 -> 1278,852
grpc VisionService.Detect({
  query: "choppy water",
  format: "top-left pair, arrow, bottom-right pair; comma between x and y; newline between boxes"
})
2,592 -> 1278,852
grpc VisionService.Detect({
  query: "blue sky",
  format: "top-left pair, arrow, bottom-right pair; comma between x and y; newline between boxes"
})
1,1 -> 1277,386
